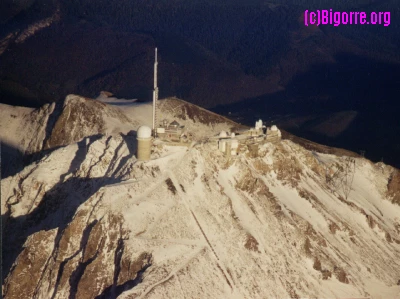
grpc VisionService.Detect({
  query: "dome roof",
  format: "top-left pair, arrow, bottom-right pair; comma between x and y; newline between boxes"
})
169,120 -> 180,127
271,125 -> 278,131
137,126 -> 152,138
219,131 -> 228,138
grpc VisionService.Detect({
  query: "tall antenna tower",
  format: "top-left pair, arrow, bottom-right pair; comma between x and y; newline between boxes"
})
152,47 -> 158,137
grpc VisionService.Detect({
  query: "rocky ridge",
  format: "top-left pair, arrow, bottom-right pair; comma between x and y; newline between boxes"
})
1,96 -> 400,299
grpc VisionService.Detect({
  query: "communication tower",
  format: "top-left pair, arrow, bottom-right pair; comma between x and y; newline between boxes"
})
152,48 -> 159,137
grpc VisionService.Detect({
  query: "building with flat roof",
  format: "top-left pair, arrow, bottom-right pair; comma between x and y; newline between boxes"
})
156,120 -> 188,142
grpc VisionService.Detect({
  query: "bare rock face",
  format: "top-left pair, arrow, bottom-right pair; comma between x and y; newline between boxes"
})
159,97 -> 244,129
22,102 -> 56,154
0,101 -> 55,155
3,197 -> 152,299
0,101 -> 57,178
44,94 -> 133,149
0,94 -> 138,180
1,96 -> 400,299
3,229 -> 57,298
387,169 -> 400,206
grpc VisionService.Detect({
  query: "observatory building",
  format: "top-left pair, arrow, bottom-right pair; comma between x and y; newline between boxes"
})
136,125 -> 152,161
265,125 -> 281,143
214,120 -> 282,158
218,131 -> 239,157
156,119 -> 187,142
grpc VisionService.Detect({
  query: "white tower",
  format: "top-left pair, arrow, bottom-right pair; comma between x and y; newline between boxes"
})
152,47 -> 159,137
137,126 -> 152,161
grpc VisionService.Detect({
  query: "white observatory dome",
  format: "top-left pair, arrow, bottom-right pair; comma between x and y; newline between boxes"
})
271,125 -> 278,131
137,126 -> 152,138
219,131 -> 228,138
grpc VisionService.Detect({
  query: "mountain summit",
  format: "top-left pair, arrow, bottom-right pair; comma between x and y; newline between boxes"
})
1,95 -> 400,298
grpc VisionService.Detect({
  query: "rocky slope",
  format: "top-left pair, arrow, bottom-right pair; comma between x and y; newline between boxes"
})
0,94 -> 135,155
0,101 -> 55,177
0,94 -> 138,178
1,97 -> 400,299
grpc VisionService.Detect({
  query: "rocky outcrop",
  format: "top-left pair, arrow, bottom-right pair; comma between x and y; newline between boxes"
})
159,97 -> 244,130
44,95 -> 134,149
0,94 -> 138,179
387,169 -> 400,206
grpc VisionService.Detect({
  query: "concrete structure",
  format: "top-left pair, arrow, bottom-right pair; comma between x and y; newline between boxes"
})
245,120 -> 281,144
266,125 -> 281,144
157,120 -> 186,142
219,131 -> 228,138
218,130 -> 239,157
227,139 -> 239,156
218,139 -> 227,152
214,122 -> 281,158
219,139 -> 240,157
255,119 -> 263,131
137,125 -> 152,161
245,119 -> 265,137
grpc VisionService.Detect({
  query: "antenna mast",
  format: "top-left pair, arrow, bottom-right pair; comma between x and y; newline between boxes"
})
152,47 -> 158,137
